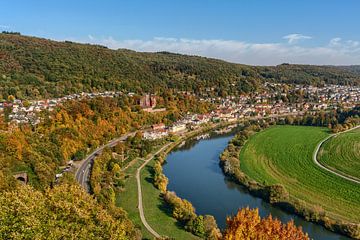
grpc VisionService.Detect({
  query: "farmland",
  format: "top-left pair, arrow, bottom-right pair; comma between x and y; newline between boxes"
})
239,125 -> 360,223
318,127 -> 360,180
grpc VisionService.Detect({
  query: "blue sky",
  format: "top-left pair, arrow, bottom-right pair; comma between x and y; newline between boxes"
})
1,0 -> 360,65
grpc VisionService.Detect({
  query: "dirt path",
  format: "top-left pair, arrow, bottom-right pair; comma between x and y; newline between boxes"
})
313,125 -> 360,184
136,143 -> 172,238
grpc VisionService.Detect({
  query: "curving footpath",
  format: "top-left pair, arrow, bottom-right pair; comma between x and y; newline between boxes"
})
136,143 -> 172,239
313,125 -> 360,185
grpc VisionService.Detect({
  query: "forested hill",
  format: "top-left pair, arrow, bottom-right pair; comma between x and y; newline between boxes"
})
1,33 -> 360,99
338,65 -> 360,75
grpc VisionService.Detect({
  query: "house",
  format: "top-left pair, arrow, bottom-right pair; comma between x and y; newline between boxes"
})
152,123 -> 166,131
143,129 -> 168,140
169,124 -> 187,133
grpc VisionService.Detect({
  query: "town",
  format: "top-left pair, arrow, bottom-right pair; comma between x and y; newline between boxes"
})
1,83 -> 359,140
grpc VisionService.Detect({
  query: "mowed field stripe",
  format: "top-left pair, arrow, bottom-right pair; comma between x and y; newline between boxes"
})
318,126 -> 360,181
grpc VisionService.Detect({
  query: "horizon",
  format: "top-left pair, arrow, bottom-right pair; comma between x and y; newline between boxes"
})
1,0 -> 360,66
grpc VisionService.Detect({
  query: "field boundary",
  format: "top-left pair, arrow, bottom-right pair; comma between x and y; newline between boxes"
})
313,125 -> 360,184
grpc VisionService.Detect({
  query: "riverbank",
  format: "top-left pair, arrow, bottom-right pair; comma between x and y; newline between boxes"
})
117,121 -> 237,239
117,145 -> 200,239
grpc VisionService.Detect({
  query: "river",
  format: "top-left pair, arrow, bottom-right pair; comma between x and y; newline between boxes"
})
163,131 -> 350,240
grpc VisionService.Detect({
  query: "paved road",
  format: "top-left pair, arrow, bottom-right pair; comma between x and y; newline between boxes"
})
313,125 -> 360,184
136,143 -> 171,239
75,132 -> 135,192
74,129 -> 164,238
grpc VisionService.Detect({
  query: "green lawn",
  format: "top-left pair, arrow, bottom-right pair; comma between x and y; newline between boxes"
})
239,125 -> 360,223
318,127 -> 360,179
116,152 -> 199,240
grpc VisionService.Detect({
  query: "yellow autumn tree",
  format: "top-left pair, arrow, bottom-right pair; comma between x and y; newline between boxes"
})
222,208 -> 309,240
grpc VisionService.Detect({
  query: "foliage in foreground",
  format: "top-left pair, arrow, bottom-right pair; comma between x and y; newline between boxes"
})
0,183 -> 140,240
222,208 -> 309,240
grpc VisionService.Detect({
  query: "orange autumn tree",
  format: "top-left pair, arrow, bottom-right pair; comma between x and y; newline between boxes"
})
222,208 -> 309,240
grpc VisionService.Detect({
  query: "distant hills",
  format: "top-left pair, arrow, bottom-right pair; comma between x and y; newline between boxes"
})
0,33 -> 359,99
338,65 -> 360,75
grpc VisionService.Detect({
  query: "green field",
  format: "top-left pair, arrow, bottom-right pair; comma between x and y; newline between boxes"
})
318,127 -> 360,179
116,154 -> 199,240
239,125 -> 360,223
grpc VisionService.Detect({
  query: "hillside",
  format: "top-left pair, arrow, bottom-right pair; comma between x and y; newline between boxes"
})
1,33 -> 360,99
338,65 -> 360,75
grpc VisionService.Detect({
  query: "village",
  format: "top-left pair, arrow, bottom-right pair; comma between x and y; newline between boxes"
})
1,83 -> 359,139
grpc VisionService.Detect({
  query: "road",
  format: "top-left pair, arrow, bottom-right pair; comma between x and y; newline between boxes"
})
75,132 -> 135,192
136,143 -> 172,239
313,125 -> 360,185
74,129 -> 164,238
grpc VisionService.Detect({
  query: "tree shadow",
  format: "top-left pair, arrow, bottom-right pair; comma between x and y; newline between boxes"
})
157,196 -> 186,230
144,165 -> 155,184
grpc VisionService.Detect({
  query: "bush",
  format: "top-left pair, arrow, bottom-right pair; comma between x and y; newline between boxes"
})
267,184 -> 289,204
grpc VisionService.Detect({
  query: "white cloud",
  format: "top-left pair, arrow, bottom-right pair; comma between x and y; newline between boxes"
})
283,33 -> 312,44
0,25 -> 9,29
329,37 -> 342,47
329,37 -> 360,50
74,35 -> 360,65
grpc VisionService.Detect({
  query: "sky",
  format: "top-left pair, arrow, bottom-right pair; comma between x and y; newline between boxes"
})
1,0 -> 360,65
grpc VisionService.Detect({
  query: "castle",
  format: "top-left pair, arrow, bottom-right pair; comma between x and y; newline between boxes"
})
139,94 -> 156,109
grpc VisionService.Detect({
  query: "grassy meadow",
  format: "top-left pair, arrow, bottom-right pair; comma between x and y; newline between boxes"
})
239,125 -> 360,223
318,127 -> 360,179
116,151 -> 199,240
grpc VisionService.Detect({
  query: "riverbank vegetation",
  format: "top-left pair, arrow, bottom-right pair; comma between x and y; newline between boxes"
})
1,33 -> 360,100
318,127 -> 360,180
220,113 -> 360,238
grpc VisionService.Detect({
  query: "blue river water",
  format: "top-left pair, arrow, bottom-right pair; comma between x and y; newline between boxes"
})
163,132 -> 350,240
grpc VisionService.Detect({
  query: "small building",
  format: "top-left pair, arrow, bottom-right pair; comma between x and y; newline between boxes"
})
151,123 -> 166,131
143,130 -> 168,140
169,124 -> 187,133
